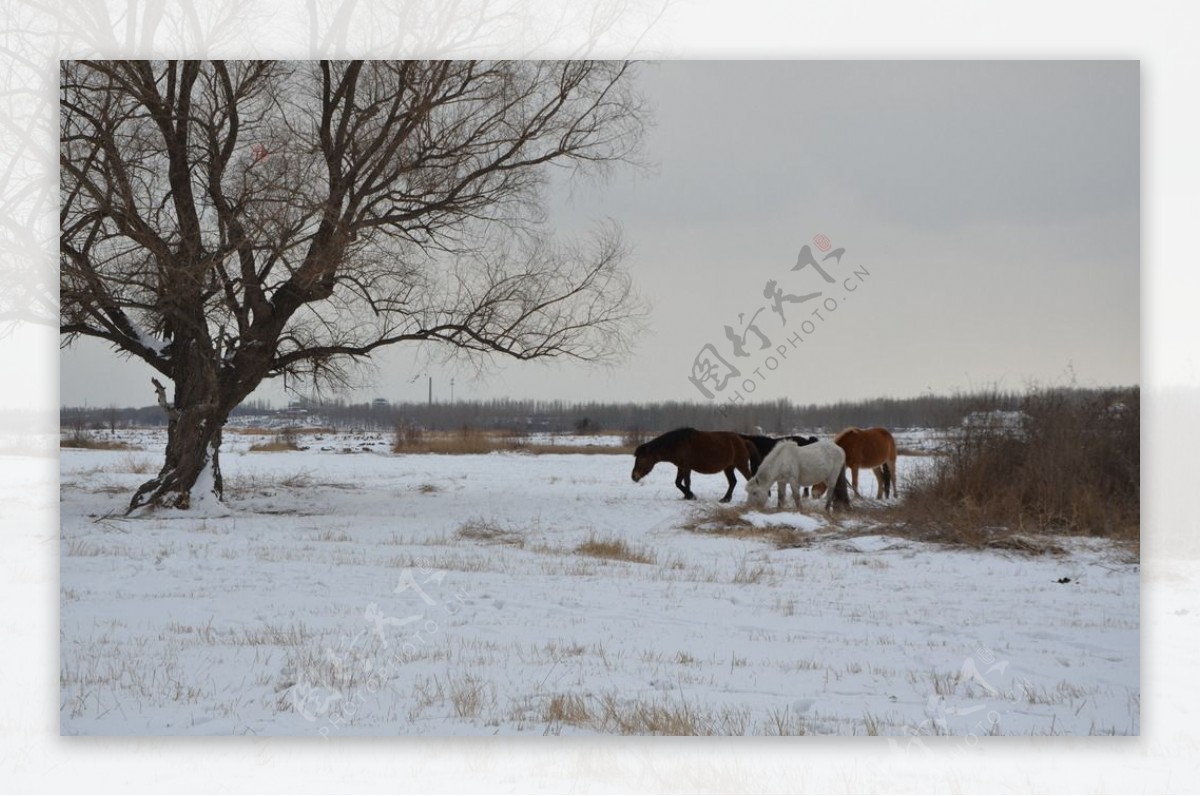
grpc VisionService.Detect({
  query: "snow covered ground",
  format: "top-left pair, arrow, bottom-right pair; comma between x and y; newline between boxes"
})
60,431 -> 1138,736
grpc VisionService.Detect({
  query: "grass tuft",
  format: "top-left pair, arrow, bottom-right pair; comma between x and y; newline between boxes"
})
573,534 -> 656,564
456,518 -> 525,547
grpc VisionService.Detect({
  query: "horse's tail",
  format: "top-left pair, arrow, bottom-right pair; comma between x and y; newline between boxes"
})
878,462 -> 892,499
744,437 -> 762,476
833,466 -> 851,508
881,428 -> 898,498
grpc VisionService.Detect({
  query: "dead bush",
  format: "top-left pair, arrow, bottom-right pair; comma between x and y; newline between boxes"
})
60,431 -> 130,450
901,387 -> 1138,542
250,427 -> 302,452
392,425 -> 526,454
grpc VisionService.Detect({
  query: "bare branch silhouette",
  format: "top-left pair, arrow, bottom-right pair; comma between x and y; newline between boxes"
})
60,59 -> 648,510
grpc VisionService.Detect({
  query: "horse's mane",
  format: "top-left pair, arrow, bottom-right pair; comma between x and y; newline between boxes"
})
758,438 -> 800,471
738,433 -> 777,453
638,427 -> 697,455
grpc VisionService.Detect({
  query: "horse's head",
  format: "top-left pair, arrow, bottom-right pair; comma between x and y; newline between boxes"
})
811,482 -> 827,499
631,445 -> 655,482
745,478 -> 768,506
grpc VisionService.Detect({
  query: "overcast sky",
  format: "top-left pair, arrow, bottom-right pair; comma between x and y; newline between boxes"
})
60,60 -> 1139,409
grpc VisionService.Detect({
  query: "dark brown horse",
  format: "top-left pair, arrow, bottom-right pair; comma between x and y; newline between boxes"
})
813,426 -> 898,500
632,428 -> 760,502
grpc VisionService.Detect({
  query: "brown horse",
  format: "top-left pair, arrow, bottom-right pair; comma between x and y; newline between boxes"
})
632,428 -> 760,502
813,426 -> 898,500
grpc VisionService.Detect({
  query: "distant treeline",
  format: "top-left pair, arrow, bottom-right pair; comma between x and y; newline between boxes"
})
57,387 -> 1135,435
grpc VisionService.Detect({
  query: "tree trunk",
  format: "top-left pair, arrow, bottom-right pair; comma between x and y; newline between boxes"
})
128,403 -> 226,512
127,334 -> 229,512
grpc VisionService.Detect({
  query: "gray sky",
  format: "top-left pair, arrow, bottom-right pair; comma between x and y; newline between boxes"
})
60,60 -> 1139,409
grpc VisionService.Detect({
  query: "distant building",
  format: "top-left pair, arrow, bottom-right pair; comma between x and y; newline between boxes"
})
372,398 -> 391,410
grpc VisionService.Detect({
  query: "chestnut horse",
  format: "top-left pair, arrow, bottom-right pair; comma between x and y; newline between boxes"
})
814,426 -> 898,500
632,428 -> 760,502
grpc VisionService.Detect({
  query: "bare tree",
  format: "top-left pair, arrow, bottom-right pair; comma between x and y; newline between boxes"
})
60,60 -> 648,511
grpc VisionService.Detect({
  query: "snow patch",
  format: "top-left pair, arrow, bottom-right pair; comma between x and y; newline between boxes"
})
60,434 -> 1139,737
839,534 -> 910,553
186,445 -> 230,516
132,325 -> 169,355
743,511 -> 825,532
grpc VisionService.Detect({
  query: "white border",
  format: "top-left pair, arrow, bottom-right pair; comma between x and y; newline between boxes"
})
4,0 -> 1198,792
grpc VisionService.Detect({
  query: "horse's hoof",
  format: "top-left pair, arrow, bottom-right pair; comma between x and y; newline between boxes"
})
719,497 -> 731,504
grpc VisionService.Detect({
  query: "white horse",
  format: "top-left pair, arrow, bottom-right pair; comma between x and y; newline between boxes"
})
745,439 -> 846,512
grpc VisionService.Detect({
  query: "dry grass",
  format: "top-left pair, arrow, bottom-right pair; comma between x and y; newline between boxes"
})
228,425 -> 335,436
448,673 -> 495,718
984,534 -> 1067,556
222,470 -> 356,500
455,518 -> 525,547
862,712 -> 883,736
541,691 -> 821,735
237,622 -> 313,646
249,439 -> 300,452
899,387 -> 1139,544
543,694 -> 592,726
685,465 -> 1127,559
573,533 -> 656,564
64,539 -> 131,557
520,443 -> 633,455
731,554 -> 772,584
539,691 -> 753,735
762,707 -> 811,736
596,694 -> 745,735
393,425 -> 630,456
927,669 -> 962,696
60,431 -> 130,450
118,453 -> 155,474
682,504 -> 816,550
313,527 -> 354,543
393,426 -> 526,455
249,428 -> 303,452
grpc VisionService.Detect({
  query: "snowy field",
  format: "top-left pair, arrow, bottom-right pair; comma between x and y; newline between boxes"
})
60,430 -> 1138,736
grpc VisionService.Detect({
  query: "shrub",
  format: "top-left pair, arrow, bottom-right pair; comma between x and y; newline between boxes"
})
60,430 -> 130,450
902,387 -> 1138,540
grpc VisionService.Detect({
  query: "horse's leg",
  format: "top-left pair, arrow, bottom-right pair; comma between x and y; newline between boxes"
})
720,467 -> 736,503
792,480 -> 802,510
825,467 -> 841,512
829,462 -> 851,512
873,465 -> 886,499
675,467 -> 695,500
890,454 -> 898,498
776,478 -> 785,509
726,442 -> 754,504
850,466 -> 861,497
